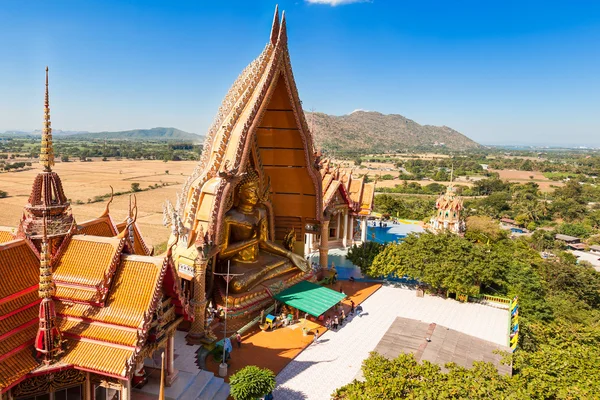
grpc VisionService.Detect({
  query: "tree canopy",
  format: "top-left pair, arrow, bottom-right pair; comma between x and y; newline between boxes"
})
336,231 -> 600,399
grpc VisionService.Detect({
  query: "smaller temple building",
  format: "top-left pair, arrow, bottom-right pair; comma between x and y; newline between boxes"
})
427,183 -> 465,234
316,159 -> 375,255
0,69 -> 191,400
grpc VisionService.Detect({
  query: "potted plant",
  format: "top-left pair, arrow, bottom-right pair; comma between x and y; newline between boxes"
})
230,366 -> 276,400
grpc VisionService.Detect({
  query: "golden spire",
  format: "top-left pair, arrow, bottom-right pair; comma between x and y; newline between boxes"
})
38,216 -> 55,299
40,66 -> 55,172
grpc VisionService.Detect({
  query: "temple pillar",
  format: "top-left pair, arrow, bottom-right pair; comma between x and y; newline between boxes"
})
121,379 -> 131,400
85,372 -> 91,400
361,217 -> 367,242
342,211 -> 349,248
187,259 -> 207,343
336,213 -> 341,240
319,219 -> 330,269
166,334 -> 178,386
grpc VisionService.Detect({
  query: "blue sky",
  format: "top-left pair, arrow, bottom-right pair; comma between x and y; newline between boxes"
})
1,0 -> 599,146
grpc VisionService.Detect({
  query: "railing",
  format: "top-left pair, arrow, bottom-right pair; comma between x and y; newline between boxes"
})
481,294 -> 511,304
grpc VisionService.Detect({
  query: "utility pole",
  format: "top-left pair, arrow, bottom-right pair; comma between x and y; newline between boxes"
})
213,260 -> 243,377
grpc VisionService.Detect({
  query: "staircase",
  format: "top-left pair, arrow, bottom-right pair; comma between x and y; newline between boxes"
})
132,331 -> 230,400
174,370 -> 230,400
132,369 -> 229,400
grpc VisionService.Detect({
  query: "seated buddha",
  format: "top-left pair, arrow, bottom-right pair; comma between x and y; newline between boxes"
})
218,170 -> 309,294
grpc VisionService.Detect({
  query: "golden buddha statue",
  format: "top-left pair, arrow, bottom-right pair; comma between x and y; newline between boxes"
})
218,170 -> 309,293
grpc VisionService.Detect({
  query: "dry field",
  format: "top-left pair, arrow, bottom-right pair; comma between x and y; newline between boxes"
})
0,159 -> 197,247
490,169 -> 563,192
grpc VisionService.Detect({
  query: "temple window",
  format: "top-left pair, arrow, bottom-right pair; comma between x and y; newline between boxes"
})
329,228 -> 337,239
53,385 -> 82,400
16,384 -> 83,400
94,385 -> 120,400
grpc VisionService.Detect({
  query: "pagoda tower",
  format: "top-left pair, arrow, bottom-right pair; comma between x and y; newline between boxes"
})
18,67 -> 75,255
428,181 -> 464,234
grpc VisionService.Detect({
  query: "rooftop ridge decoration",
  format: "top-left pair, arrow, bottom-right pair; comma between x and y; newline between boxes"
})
40,67 -> 54,172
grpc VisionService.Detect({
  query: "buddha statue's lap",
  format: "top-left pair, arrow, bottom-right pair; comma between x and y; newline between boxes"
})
217,171 -> 309,295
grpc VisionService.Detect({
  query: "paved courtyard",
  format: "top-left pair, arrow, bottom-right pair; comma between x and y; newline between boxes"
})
274,284 -> 508,399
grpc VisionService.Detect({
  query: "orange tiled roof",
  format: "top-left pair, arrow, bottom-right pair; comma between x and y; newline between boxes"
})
0,324 -> 37,358
57,317 -> 138,347
323,180 -> 341,210
0,240 -> 39,300
60,340 -> 134,377
78,216 -> 118,237
53,235 -> 124,289
322,174 -> 334,195
0,290 -> 38,317
348,176 -> 364,205
56,255 -> 164,328
360,182 -> 375,212
55,285 -> 99,303
0,227 -> 15,244
0,348 -> 39,390
0,306 -> 38,336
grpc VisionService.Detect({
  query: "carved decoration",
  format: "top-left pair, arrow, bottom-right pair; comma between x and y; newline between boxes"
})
12,369 -> 86,397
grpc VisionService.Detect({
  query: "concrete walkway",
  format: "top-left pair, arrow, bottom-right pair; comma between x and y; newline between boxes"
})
274,285 -> 508,399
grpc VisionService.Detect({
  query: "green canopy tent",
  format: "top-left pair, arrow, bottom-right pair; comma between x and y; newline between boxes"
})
274,280 -> 346,317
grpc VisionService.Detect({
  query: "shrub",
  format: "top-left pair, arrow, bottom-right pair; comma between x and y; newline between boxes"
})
230,366 -> 276,400
130,182 -> 141,192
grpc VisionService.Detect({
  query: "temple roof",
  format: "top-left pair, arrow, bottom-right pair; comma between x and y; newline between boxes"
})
0,236 -> 187,388
170,6 -> 322,256
319,159 -> 375,216
77,215 -> 118,237
435,185 -> 464,212
0,227 -> 16,244
0,69 -> 188,392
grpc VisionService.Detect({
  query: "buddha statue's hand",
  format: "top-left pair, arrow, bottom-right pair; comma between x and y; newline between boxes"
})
288,251 -> 310,272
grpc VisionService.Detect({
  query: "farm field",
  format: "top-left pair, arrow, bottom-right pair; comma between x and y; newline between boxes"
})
490,169 -> 563,192
0,159 -> 197,247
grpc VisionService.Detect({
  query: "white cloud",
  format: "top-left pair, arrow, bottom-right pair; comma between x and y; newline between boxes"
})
350,108 -> 370,114
305,0 -> 370,6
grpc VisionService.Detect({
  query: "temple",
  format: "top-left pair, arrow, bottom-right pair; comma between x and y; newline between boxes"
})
427,181 -> 465,234
0,68 -> 191,399
317,158 -> 374,254
165,7 -> 374,340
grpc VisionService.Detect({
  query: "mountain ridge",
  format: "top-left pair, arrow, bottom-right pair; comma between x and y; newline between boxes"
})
306,110 -> 480,153
0,127 -> 202,141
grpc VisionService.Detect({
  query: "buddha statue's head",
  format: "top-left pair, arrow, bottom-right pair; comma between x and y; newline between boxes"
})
237,170 -> 260,207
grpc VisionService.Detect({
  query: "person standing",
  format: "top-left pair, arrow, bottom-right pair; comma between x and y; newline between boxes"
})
333,315 -> 339,330
340,309 -> 346,326
350,300 -> 355,315
314,329 -> 319,344
235,332 -> 242,348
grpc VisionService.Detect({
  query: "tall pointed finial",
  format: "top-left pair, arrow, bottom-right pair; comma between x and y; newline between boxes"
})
450,164 -> 454,184
270,5 -> 280,45
278,10 -> 287,44
40,67 -> 55,172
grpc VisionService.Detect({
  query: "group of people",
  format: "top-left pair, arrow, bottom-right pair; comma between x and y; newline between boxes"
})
316,300 -> 364,343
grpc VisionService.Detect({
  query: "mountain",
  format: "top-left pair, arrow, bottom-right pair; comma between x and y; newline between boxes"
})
64,127 -> 201,141
306,111 -> 480,153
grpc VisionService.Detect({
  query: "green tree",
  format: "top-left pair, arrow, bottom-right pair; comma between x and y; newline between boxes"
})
346,241 -> 387,277
230,366 -> 276,400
